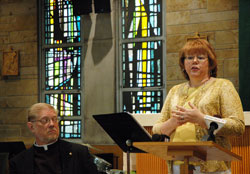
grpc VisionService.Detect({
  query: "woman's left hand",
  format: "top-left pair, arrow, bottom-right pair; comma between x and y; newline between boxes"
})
172,102 -> 207,128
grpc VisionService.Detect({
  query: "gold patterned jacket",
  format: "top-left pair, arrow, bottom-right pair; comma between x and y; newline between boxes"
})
152,78 -> 245,173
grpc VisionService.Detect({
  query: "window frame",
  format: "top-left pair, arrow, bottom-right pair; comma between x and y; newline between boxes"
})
116,0 -> 167,113
38,0 -> 85,142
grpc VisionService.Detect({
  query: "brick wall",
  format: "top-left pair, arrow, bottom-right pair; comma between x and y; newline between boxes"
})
165,0 -> 239,92
0,0 -> 38,144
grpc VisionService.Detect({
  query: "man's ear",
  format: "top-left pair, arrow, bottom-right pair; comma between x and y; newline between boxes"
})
27,122 -> 35,133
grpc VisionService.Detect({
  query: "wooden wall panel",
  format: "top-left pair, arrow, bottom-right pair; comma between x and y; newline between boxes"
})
231,126 -> 250,174
136,126 -> 168,174
136,153 -> 168,174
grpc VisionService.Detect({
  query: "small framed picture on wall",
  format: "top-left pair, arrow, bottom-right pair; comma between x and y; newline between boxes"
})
2,49 -> 19,76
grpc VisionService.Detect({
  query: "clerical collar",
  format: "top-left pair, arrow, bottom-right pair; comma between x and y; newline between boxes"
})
34,139 -> 58,151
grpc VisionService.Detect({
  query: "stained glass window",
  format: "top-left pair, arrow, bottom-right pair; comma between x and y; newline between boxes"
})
45,47 -> 81,90
41,0 -> 83,139
45,93 -> 81,138
60,120 -> 81,138
44,0 -> 81,44
45,93 -> 81,116
122,41 -> 162,88
120,0 -> 164,113
123,91 -> 162,113
121,0 -> 162,39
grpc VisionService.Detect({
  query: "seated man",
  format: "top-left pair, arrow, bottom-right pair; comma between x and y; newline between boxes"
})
9,103 -> 98,174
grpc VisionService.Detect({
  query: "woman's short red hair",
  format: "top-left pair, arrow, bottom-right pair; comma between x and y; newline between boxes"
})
179,39 -> 217,80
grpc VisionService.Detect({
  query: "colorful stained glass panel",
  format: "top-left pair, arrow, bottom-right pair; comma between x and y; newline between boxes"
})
123,90 -> 162,113
121,0 -> 162,39
60,120 -> 81,138
45,47 -> 81,90
45,93 -> 81,116
44,0 -> 81,44
122,41 -> 162,88
46,93 -> 81,139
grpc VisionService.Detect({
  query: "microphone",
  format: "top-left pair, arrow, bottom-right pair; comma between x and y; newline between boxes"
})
207,122 -> 218,142
203,115 -> 227,142
152,134 -> 170,142
208,122 -> 218,135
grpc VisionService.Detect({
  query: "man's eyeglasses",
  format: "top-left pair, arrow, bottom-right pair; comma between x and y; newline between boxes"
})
185,55 -> 207,62
30,117 -> 60,125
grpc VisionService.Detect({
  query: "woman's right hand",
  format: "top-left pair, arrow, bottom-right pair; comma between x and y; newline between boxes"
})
160,116 -> 181,136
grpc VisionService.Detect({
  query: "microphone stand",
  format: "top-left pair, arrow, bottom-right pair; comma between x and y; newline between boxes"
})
126,139 -> 132,174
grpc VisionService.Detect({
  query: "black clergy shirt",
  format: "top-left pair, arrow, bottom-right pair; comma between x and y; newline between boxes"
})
34,141 -> 62,174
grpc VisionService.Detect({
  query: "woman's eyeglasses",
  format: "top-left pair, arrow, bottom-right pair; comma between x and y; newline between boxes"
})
185,55 -> 207,62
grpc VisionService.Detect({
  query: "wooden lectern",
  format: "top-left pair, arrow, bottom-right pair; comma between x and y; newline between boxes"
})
133,141 -> 242,174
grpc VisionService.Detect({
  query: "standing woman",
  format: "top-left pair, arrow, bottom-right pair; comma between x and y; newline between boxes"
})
152,39 -> 245,174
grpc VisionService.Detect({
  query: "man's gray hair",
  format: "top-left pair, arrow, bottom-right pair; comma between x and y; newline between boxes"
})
27,103 -> 58,122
